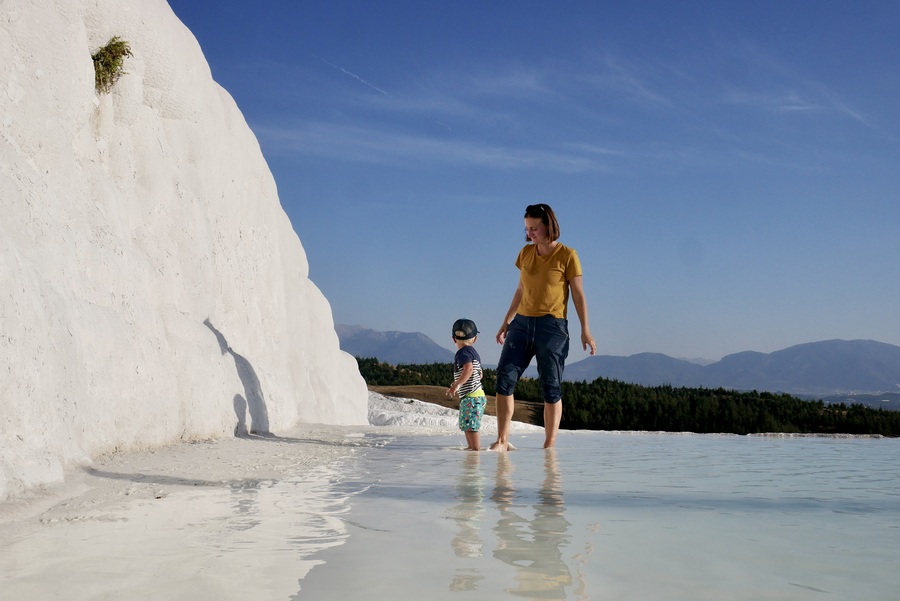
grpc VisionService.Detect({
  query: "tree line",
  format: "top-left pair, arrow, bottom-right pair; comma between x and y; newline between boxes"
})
356,357 -> 900,437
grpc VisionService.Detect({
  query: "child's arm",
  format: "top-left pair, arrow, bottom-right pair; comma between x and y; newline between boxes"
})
447,362 -> 474,397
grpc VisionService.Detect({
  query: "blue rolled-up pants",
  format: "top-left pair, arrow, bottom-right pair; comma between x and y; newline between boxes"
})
495,314 -> 569,404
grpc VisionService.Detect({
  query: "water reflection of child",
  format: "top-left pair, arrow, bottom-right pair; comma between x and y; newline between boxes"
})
447,318 -> 487,451
448,453 -> 486,591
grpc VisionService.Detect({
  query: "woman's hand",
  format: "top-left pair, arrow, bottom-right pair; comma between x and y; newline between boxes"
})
569,276 -> 595,355
496,322 -> 509,345
581,329 -> 597,356
497,283 -> 523,346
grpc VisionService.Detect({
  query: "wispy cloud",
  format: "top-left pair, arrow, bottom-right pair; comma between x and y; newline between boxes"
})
720,85 -> 877,134
459,68 -> 554,99
257,122 -> 614,173
561,142 -> 629,157
598,55 -> 675,107
568,54 -> 676,109
722,90 -> 825,112
825,96 -> 874,129
311,54 -> 389,96
709,36 -> 875,129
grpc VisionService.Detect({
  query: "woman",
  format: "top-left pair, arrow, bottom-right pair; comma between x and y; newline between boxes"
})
492,204 -> 596,450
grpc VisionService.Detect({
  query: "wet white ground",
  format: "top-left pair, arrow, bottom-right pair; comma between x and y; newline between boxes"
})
2,394 -> 897,600
0,393 -> 536,600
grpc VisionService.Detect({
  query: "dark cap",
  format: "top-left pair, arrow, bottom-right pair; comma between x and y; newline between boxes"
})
452,318 -> 479,340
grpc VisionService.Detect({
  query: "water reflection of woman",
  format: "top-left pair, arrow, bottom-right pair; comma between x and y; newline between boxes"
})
491,450 -> 573,599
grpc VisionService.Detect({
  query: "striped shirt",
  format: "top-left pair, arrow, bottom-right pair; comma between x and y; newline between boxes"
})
453,345 -> 484,398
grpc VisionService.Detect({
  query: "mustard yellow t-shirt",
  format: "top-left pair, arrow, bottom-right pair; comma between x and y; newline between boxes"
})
515,243 -> 582,319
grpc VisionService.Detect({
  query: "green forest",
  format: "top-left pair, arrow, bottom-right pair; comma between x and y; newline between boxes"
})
357,358 -> 900,437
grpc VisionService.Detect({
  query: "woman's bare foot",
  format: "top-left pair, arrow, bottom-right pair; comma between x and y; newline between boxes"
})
489,441 -> 517,451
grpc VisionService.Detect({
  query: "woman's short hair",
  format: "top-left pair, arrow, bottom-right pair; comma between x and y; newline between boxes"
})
524,203 -> 560,242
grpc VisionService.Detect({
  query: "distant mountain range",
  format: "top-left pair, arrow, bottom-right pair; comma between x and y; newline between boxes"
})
338,326 -> 900,402
336,324 -> 454,365
563,339 -> 900,397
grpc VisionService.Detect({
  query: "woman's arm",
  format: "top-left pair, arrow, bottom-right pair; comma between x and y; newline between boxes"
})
496,281 -> 524,345
569,275 -> 597,355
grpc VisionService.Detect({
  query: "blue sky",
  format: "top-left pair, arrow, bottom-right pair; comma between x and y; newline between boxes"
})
168,0 -> 899,365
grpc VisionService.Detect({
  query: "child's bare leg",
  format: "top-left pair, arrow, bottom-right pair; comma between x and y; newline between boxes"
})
490,394 -> 514,451
465,430 -> 481,451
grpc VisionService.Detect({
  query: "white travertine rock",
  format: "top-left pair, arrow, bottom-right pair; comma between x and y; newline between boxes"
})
0,0 -> 368,502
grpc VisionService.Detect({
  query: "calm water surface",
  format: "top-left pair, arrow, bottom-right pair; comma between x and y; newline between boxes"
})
300,431 -> 900,600
2,431 -> 897,600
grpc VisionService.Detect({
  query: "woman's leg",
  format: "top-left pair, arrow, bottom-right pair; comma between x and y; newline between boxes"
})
534,316 -> 570,448
492,316 -> 531,452
543,400 -> 563,448
490,394 -> 515,451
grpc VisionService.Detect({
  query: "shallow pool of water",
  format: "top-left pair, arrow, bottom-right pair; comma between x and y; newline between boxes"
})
300,431 -> 900,600
2,430 -> 897,600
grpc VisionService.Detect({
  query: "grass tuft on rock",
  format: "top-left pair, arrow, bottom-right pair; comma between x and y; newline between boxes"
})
92,36 -> 133,94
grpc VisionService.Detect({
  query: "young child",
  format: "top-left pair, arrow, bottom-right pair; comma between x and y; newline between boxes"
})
447,318 -> 487,451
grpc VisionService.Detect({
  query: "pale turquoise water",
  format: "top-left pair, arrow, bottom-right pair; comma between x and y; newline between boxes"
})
299,431 -> 900,600
2,430 -> 898,600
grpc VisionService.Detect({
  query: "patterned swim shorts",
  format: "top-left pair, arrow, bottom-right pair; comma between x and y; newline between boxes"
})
459,392 -> 487,432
